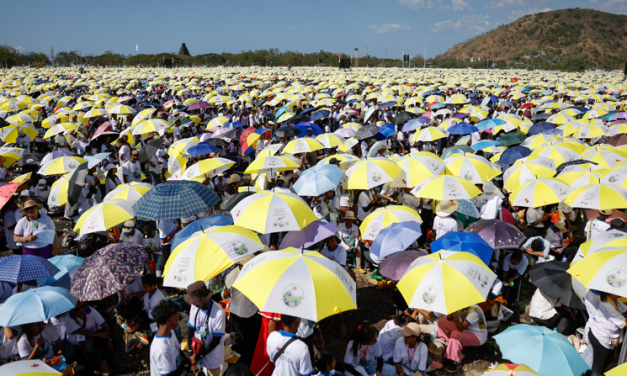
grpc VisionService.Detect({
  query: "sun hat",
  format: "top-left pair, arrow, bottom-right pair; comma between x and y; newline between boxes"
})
18,200 -> 43,215
344,211 -> 357,220
599,209 -> 612,216
435,200 -> 459,217
228,174 -> 241,184
399,322 -> 422,337
184,281 -> 212,307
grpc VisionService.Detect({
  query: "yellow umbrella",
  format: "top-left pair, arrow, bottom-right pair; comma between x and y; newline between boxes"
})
283,138 -> 325,154
410,175 -> 482,201
509,178 -> 572,208
391,154 -> 446,188
360,205 -> 422,240
344,158 -> 402,190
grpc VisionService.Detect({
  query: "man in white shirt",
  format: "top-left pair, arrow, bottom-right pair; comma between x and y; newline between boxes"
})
526,207 -> 549,238
357,190 -> 378,222
584,209 -> 612,241
122,150 -> 143,183
433,201 -> 459,240
266,315 -> 313,376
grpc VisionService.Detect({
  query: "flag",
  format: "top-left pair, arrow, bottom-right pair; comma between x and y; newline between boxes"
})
136,44 -> 139,52
338,54 -> 340,62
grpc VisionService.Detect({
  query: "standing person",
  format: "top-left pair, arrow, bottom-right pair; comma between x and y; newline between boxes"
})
122,150 -> 143,183
158,219 -> 180,266
357,190 -> 378,223
337,211 -> 362,271
185,281 -> 226,376
2,197 -> 20,255
584,209 -> 612,241
104,164 -> 122,195
436,305 -> 487,373
432,201 -> 459,240
266,315 -> 313,376
150,300 -> 188,376
13,200 -> 58,258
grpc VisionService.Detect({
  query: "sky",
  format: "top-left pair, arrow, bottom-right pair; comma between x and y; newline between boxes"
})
2,0 -> 626,60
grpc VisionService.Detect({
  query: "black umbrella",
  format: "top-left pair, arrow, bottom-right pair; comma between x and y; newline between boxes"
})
67,162 -> 89,206
223,128 -> 243,140
205,138 -> 228,147
17,153 -> 45,167
500,100 -> 515,107
138,138 -> 165,164
355,124 -> 380,140
529,260 -> 585,310
498,132 -> 527,147
556,159 -> 598,174
392,111 -> 417,125
531,113 -> 551,121
273,127 -> 301,138
253,98 -> 267,107
220,191 -> 256,211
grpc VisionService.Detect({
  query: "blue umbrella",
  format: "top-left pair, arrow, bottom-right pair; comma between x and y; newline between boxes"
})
447,123 -> 479,135
429,103 -> 446,110
310,109 -> 331,121
494,325 -> 590,376
455,199 -> 481,219
295,123 -> 323,137
226,121 -> 245,128
527,121 -> 556,135
430,232 -> 493,266
0,286 -> 77,326
498,146 -> 531,165
171,214 -> 234,250
275,105 -> 292,120
378,124 -> 396,138
183,142 -> 220,158
292,164 -> 344,196
476,118 -> 507,131
0,255 -> 60,283
370,222 -> 423,259
401,118 -> 424,132
133,180 -> 220,221
37,255 -> 84,286
472,140 -> 500,151
87,152 -> 111,169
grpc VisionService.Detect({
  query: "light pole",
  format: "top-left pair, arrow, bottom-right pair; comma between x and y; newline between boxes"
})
354,48 -> 359,68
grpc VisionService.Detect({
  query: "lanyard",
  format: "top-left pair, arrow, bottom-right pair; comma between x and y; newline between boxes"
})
359,344 -> 369,361
29,218 -> 40,230
406,344 -> 418,369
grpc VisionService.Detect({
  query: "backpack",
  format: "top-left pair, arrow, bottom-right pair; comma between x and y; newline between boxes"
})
428,338 -> 447,363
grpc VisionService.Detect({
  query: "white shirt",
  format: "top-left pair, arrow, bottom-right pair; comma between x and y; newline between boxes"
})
378,320 -> 402,362
521,236 -> 551,258
118,274 -> 144,302
119,144 -> 131,163
150,330 -> 182,376
343,339 -> 383,369
120,229 -> 144,245
529,289 -> 559,321
14,214 -> 56,249
526,207 -> 545,228
544,226 -> 564,249
144,289 -> 167,322
3,210 -> 18,250
337,222 -> 359,250
188,301 -> 226,369
148,154 -> 161,174
320,245 -> 347,267
585,290 -> 627,349
357,191 -> 373,221
393,338 -> 428,375
433,215 -> 458,240
122,160 -> 143,183
502,253 -> 529,275
17,324 -> 59,359
63,307 -> 106,346
457,305 -> 488,344
159,220 -> 177,246
266,331 -> 313,376
585,218 -> 611,241
0,326 -> 21,360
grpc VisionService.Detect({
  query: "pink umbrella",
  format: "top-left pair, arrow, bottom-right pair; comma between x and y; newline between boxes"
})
93,121 -> 111,138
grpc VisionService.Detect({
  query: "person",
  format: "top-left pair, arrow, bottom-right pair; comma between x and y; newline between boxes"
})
13,200 -> 58,258
125,274 -> 166,334
2,197 -> 20,255
314,351 -> 342,376
185,281 -> 226,376
343,325 -> 383,376
501,251 -> 529,304
143,225 -> 164,277
115,274 -> 145,322
150,300 -> 188,376
17,322 -> 64,362
320,236 -> 347,267
63,301 -> 114,375
526,206 -> 549,238
223,174 -> 241,199
357,190 -> 378,223
337,211 -> 362,271
266,314 -> 313,376
0,326 -> 21,365
393,323 -> 442,376
584,290 -> 627,375
436,305 -> 487,373
377,316 -> 406,376
584,209 -> 612,241
529,288 -> 580,336
158,219 -> 180,265
432,200 -> 458,240
122,150 -> 143,183
104,164 -> 122,195
521,236 -> 551,260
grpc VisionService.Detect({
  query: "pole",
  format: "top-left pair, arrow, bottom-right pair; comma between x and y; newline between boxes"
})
386,42 -> 387,60
424,46 -> 426,69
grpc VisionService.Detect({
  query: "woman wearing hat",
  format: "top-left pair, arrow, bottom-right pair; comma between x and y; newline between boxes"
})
13,200 -> 58,259
104,164 -> 122,195
432,200 -> 459,240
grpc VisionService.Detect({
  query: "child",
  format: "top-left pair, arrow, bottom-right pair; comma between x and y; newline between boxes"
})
343,325 -> 383,376
315,351 -> 344,376
125,274 -> 166,333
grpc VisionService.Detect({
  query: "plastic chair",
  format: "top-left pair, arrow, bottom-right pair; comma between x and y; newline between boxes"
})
346,252 -> 357,267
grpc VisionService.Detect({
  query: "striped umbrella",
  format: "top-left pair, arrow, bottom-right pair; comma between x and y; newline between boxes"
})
0,255 -> 60,283
133,180 -> 220,221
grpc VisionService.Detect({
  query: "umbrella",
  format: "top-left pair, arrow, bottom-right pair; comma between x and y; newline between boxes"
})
575,229 -> 627,261
447,123 -> 479,135
66,161 -> 89,206
187,101 -> 209,111
183,142 -> 220,158
401,118 -> 424,132
219,191 -> 256,212
279,220 -> 339,249
316,133 -> 345,149
355,124 -> 380,140
392,111 -> 417,125
369,222 -> 422,259
440,145 -> 476,159
272,127 -> 301,138
391,154 -> 446,188
0,182 -> 19,211
464,219 -> 527,249
568,247 -> 627,297
411,175 -> 482,201
133,180 -> 220,221
556,159 -> 597,174
0,359 -> 61,376
164,225 -> 265,288
531,113 -> 552,121
444,154 -> 501,184
181,158 -> 235,180
231,190 -> 318,234
494,325 -> 590,376
379,250 -> 424,282
606,134 -> 627,146
171,214 -> 234,250
607,364 -> 627,376
37,254 -> 84,286
397,250 -> 496,314
503,163 -> 557,191
334,128 -> 356,138
71,243 -> 147,301
0,286 -> 78,326
38,156 -> 85,176
345,158 -> 403,190
411,127 -> 448,142
498,146 -> 532,165
39,150 -> 77,165
455,199 -> 481,218
282,138 -> 325,154
563,183 -> 627,210
527,122 -> 556,135
0,255 -> 60,283
292,164 -> 344,196
498,133 -> 527,147
103,182 -> 153,204
138,138 -> 165,163
244,155 -> 300,175
484,364 -> 541,376
233,248 -> 357,322
294,123 -> 323,137
531,145 -> 581,167
528,261 -> 586,310
472,140 -> 500,151
73,199 -> 135,235
509,178 -> 573,208
360,205 -> 422,241
430,232 -> 493,267
17,152 -> 45,166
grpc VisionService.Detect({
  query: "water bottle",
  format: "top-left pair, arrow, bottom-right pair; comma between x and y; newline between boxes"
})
430,328 -> 437,340
121,323 -> 129,330
561,255 -> 567,263
508,281 -> 515,287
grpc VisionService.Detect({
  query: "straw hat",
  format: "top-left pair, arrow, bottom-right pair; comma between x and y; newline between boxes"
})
435,200 -> 459,217
18,200 -> 43,215
344,211 -> 357,220
228,174 -> 241,184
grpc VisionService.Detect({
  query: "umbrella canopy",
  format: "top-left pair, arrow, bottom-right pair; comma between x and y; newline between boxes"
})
244,155 -> 300,175
498,146 -> 532,165
398,250 -> 496,314
355,124 -> 380,140
164,225 -> 264,288
231,191 -> 318,234
444,154 -> 501,184
411,175 -> 482,201
181,158 -> 235,180
232,248 -> 357,322
37,156 -> 85,175
279,220 -> 339,249
73,200 -> 135,235
0,359 -> 61,376
494,325 -> 590,376
575,229 -> 627,261
360,205 -> 422,241
345,158 -> 402,190
563,183 -> 627,210
509,178 -> 573,208
292,164 -> 344,196
103,182 -> 153,204
171,214 -> 234,250
503,163 -> 557,191
379,250 -> 424,282
568,247 -> 627,297
498,133 -> 527,147
219,190 -> 257,212
0,286 -> 77,326
0,255 -> 60,283
70,243 -> 147,301
391,154 -> 446,188
369,222 -> 423,259
392,111 -> 417,125
133,180 -> 220,221
0,182 -> 20,211
529,260 -> 585,310
484,363 -> 541,376
272,126 -> 301,138
464,219 -> 527,249
282,137 -> 325,154
138,138 -> 165,164
430,232 -> 494,267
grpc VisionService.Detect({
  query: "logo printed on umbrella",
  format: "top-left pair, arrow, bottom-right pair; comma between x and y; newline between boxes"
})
283,284 -> 305,307
606,233 -> 623,239
372,172 -> 382,182
607,269 -> 627,288
231,241 -> 248,256
422,286 -> 437,304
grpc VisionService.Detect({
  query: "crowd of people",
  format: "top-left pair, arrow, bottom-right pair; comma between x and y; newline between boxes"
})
0,66 -> 626,376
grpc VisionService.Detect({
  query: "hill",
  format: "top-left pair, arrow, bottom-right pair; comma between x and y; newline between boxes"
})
436,8 -> 627,71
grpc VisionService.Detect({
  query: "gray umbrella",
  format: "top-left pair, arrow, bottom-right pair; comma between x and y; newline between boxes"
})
355,124 -> 380,140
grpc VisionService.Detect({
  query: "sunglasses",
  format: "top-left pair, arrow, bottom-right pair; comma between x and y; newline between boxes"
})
74,305 -> 86,311
24,206 -> 37,212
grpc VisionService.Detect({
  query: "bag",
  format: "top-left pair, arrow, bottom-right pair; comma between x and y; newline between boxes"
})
255,337 -> 299,376
428,338 -> 447,363
125,336 -> 150,354
61,362 -> 77,376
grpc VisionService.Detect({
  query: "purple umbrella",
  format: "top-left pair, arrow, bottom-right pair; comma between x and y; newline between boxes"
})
464,219 -> 527,250
279,220 -> 339,249
452,113 -> 468,119
70,243 -> 147,301
379,251 -> 424,282
187,101 -> 209,111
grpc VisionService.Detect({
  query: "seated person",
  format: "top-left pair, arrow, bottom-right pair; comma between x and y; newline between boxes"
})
478,278 -> 506,321
17,322 -> 64,364
314,351 -> 344,376
521,237 -> 551,260
501,252 -> 529,303
529,288 -> 582,336
436,305 -> 487,373
0,326 -> 21,365
125,274 -> 166,334
393,323 -> 442,376
115,274 -> 145,320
